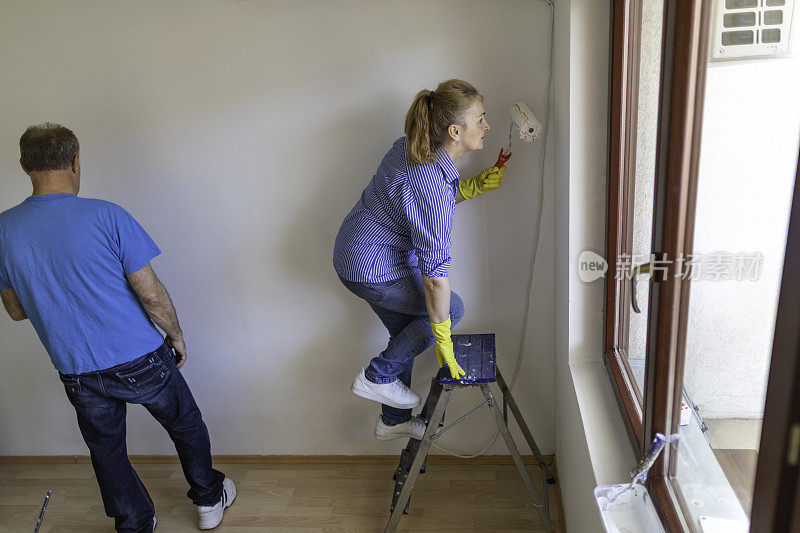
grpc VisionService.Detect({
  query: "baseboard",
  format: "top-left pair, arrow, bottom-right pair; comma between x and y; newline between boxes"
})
0,454 -> 555,466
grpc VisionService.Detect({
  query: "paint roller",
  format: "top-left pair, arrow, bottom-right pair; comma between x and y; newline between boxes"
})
493,102 -> 543,168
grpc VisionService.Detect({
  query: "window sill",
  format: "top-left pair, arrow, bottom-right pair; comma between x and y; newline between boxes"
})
626,360 -> 750,529
569,360 -> 637,484
572,357 -> 750,531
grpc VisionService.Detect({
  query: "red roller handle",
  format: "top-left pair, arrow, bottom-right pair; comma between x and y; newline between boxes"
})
494,148 -> 512,168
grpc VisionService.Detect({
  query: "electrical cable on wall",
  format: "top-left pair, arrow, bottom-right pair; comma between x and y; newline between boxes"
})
431,0 -> 555,458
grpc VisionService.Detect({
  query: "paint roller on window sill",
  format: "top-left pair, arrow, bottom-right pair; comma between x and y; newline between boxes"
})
492,102 -> 543,168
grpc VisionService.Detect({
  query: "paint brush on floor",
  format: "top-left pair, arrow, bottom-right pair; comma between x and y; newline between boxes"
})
33,490 -> 51,533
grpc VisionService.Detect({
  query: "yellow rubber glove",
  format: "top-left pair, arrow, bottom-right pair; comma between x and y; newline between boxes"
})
457,166 -> 505,200
430,317 -> 466,379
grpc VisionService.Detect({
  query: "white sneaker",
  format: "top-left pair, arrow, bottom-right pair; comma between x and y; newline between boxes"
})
351,368 -> 421,409
375,415 -> 427,440
152,516 -> 157,531
198,477 -> 236,530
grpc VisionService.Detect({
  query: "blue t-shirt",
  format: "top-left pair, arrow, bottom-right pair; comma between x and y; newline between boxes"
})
0,193 -> 164,374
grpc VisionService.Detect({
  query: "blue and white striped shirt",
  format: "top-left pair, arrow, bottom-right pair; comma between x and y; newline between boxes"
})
334,137 -> 460,283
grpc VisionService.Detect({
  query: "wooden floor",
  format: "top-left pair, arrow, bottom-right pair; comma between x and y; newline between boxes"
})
0,456 -> 565,532
713,448 -> 758,518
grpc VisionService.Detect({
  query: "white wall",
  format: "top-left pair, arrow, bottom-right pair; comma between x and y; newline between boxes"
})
0,1 -> 556,456
629,0 -> 662,362
553,0 -> 637,531
683,56 -> 800,419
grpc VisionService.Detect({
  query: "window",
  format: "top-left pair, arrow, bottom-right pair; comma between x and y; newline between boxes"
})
605,0 -> 800,530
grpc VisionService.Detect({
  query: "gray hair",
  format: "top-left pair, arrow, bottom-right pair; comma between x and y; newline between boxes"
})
19,123 -> 80,172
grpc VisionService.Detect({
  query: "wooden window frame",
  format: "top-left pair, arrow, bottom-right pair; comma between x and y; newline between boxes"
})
644,2 -> 710,529
750,150 -> 800,529
605,0 -> 711,529
605,0 -> 646,452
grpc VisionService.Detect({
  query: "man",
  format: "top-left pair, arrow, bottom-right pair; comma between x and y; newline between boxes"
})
0,123 -> 235,532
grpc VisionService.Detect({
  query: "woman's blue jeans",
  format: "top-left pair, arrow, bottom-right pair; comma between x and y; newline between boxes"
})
340,271 -> 465,425
58,341 -> 224,533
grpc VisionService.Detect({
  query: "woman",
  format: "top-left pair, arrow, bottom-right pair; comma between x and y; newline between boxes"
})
333,79 -> 505,440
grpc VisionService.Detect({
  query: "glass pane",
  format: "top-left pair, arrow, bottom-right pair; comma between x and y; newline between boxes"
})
722,30 -> 755,46
763,10 -> 784,25
626,0 -> 664,402
670,39 -> 800,530
726,0 -> 757,8
723,12 -> 756,27
762,28 -> 781,43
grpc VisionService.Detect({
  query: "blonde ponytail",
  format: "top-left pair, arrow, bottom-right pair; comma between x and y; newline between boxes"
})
404,79 -> 482,165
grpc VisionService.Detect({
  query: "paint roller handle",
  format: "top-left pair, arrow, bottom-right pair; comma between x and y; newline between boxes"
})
494,147 -> 512,168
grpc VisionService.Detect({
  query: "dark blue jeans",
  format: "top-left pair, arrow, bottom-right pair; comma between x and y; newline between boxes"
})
58,341 -> 224,533
340,271 -> 465,425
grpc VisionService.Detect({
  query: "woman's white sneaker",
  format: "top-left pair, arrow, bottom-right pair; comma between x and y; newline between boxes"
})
198,477 -> 236,530
351,368 -> 421,409
374,415 -> 427,440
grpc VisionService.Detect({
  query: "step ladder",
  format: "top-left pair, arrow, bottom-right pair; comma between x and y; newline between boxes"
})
385,333 -> 556,532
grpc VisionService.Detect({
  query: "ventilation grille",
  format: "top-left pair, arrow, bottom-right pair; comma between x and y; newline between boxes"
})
711,0 -> 795,59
